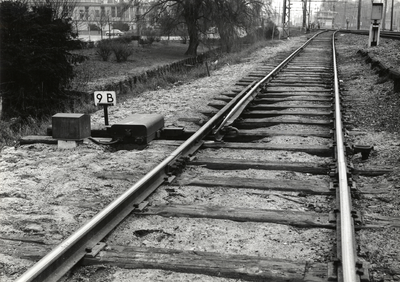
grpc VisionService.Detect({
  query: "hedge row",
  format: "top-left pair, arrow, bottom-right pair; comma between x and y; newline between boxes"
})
96,49 -> 219,95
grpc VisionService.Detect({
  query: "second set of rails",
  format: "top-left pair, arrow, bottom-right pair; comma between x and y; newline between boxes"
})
17,31 -> 363,282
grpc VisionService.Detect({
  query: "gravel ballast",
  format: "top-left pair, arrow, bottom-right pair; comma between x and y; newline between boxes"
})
1,32 -> 400,281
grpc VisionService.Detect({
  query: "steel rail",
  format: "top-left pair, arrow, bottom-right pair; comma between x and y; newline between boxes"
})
17,31 -> 327,282
332,31 -> 358,282
15,80 -> 258,282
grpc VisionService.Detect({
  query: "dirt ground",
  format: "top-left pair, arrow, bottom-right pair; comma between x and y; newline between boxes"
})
0,36 -> 306,281
337,33 -> 400,281
1,32 -> 400,281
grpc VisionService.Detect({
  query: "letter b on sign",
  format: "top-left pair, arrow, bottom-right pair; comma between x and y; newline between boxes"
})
94,91 -> 116,106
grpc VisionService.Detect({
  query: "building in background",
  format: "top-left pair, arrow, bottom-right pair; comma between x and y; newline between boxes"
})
72,0 -> 151,35
316,10 -> 336,28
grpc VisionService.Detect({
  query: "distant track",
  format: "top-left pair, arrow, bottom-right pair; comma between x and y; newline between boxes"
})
339,29 -> 400,40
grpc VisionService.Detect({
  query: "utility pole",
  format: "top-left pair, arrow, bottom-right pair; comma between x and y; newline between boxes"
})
357,0 -> 362,29
308,0 -> 312,29
390,0 -> 394,31
383,0 -> 388,30
282,0 -> 291,37
282,0 -> 286,28
303,0 -> 308,32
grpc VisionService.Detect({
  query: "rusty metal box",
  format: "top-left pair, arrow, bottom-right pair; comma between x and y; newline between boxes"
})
52,113 -> 91,140
108,114 -> 164,144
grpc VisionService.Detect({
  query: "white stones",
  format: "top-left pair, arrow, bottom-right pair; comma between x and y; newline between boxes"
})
57,140 -> 78,149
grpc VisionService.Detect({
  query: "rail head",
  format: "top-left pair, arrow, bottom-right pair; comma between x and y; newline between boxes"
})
332,31 -> 358,282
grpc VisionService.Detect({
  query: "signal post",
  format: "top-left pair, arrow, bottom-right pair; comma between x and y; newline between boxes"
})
368,2 -> 383,47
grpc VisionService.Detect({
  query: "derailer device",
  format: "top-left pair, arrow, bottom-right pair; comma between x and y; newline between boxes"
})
107,114 -> 164,145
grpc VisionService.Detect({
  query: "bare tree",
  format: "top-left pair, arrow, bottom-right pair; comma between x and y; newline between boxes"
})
93,9 -> 112,40
31,0 -> 77,20
145,0 -> 270,56
210,0 -> 267,52
71,8 -> 86,36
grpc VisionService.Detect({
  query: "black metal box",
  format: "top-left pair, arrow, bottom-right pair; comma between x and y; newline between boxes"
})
108,114 -> 164,144
52,113 -> 91,140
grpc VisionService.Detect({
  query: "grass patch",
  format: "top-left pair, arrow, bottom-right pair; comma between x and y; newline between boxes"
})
0,117 -> 50,150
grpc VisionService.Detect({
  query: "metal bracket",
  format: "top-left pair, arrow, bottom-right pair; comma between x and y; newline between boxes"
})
328,163 -> 338,177
350,181 -> 357,192
164,175 -> 176,184
329,181 -> 337,191
214,126 -> 239,141
133,201 -> 149,212
85,242 -> 107,258
327,261 -> 338,281
329,211 -> 337,223
356,261 -> 371,282
328,261 -> 370,282
352,210 -> 363,225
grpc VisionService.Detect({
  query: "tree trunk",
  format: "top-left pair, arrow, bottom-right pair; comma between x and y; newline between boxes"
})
1,95 -> 9,120
182,0 -> 202,56
184,16 -> 199,56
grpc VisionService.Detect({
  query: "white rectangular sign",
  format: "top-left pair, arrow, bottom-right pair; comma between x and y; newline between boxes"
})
94,91 -> 116,106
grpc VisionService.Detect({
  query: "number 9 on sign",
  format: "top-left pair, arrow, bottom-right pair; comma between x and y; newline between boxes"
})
94,91 -> 116,106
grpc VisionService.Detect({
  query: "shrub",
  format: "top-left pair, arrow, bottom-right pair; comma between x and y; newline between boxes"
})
264,20 -> 280,39
0,1 -> 76,120
89,23 -> 100,31
96,40 -> 113,61
129,35 -> 141,41
139,36 -> 155,47
110,35 -> 133,44
111,42 -> 133,62
112,22 -> 129,32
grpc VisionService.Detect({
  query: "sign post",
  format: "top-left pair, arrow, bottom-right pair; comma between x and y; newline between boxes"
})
94,91 -> 116,126
368,2 -> 383,47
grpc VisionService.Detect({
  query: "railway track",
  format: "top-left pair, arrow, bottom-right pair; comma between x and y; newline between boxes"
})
338,29 -> 400,40
17,31 -> 366,282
